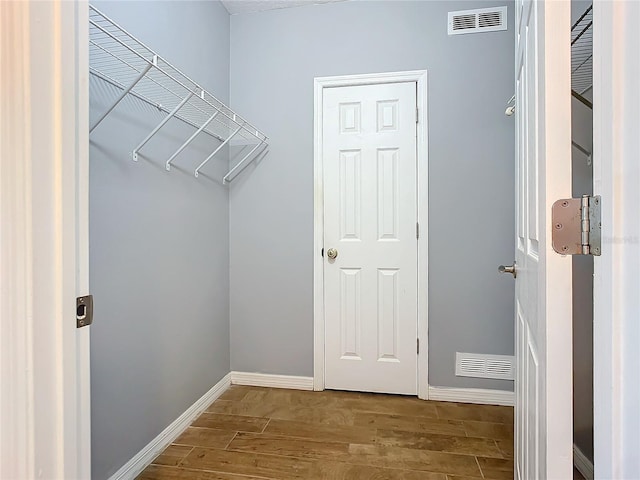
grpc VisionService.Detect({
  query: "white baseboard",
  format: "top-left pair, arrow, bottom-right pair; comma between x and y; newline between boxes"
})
228,376 -> 509,404
428,386 -> 514,406
230,371 -> 314,390
573,443 -> 594,480
108,373 -> 231,480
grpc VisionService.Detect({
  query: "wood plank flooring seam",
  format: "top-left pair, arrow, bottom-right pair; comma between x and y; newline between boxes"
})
215,447 -> 457,477
187,465 -> 274,480
259,418 -> 271,434
224,432 -> 239,450
176,446 -> 195,468
475,456 -> 486,479
221,443 -> 481,477
201,427 -> 505,461
491,439 -> 501,458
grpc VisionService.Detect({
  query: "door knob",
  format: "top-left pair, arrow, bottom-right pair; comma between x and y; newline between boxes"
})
498,262 -> 517,278
327,248 -> 338,260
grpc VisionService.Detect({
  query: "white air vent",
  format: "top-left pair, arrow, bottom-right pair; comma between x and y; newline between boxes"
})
448,7 -> 508,35
455,352 -> 515,380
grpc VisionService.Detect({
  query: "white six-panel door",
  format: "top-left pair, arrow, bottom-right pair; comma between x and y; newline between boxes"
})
514,1 -> 573,478
322,82 -> 418,395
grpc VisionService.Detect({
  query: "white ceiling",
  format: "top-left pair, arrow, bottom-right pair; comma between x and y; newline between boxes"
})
220,0 -> 347,15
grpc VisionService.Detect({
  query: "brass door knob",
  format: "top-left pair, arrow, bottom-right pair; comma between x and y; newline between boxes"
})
498,262 -> 517,278
327,248 -> 338,260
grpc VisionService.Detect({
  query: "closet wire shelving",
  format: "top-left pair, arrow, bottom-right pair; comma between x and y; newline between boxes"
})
570,5 -> 593,163
89,5 -> 268,183
571,5 -> 593,101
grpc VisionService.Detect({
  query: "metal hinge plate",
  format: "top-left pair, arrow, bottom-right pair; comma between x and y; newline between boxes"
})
552,195 -> 601,256
417,338 -> 420,354
77,295 -> 94,328
416,222 -> 419,239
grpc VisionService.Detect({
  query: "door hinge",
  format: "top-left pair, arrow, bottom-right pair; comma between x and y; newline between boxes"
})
552,195 -> 601,256
416,222 -> 420,239
417,338 -> 420,354
416,107 -> 419,124
76,295 -> 94,328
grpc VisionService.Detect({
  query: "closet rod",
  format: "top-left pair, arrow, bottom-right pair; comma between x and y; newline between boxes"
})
90,15 -> 266,142
223,141 -> 267,184
195,125 -> 243,178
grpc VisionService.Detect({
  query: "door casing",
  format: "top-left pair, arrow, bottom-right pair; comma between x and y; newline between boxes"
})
592,0 -> 640,476
0,1 -> 90,477
313,70 -> 429,399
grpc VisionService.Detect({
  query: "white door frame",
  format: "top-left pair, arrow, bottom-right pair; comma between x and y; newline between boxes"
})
313,70 -> 429,399
592,0 -> 640,476
0,1 -> 90,478
76,1 -> 92,476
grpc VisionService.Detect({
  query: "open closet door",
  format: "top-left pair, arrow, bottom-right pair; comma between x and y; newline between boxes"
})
511,1 -> 573,478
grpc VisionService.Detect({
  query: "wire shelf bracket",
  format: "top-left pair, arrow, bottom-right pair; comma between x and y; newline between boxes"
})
224,141 -> 268,184
195,124 -> 242,178
132,91 -> 195,162
90,57 -> 156,133
166,111 -> 220,171
89,4 -> 268,181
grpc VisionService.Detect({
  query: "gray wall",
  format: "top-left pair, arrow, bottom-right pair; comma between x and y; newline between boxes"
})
571,0 -> 594,463
89,2 -> 230,479
229,1 -> 516,390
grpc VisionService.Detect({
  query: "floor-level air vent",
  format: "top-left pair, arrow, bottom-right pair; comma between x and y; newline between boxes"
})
448,7 -> 508,36
455,352 -> 515,380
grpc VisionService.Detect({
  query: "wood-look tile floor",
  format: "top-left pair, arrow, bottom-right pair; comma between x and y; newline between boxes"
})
137,386 -> 515,480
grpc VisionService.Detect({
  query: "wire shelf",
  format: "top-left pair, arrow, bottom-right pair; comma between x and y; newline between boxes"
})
570,5 -> 593,163
89,5 -> 267,180
571,5 -> 592,95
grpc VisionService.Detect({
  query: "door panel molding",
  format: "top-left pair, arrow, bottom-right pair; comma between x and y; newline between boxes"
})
313,70 -> 429,398
514,1 -> 573,477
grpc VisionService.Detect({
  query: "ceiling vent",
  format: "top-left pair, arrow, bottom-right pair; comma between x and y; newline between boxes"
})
448,7 -> 508,36
455,352 -> 515,380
